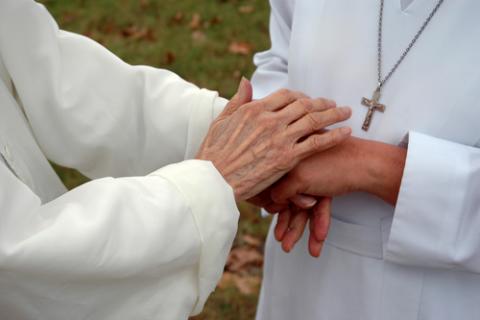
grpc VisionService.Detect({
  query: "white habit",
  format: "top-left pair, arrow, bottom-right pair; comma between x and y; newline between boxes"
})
252,0 -> 480,319
0,1 -> 238,319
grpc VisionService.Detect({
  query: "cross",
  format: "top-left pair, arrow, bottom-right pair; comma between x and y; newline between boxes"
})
361,87 -> 386,131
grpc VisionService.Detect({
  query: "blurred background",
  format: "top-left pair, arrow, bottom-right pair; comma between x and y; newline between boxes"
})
38,0 -> 273,319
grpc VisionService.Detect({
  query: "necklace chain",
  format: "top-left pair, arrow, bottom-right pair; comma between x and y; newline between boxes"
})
377,0 -> 445,89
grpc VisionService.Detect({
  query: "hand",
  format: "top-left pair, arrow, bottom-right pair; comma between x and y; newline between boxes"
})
271,136 -> 407,206
197,78 -> 353,200
248,189 -> 328,258
248,188 -> 317,214
274,197 -> 332,257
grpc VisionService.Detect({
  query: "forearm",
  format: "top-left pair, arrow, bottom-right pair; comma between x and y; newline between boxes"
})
357,139 -> 407,206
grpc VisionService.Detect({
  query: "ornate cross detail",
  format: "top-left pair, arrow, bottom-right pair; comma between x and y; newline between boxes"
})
361,87 -> 386,131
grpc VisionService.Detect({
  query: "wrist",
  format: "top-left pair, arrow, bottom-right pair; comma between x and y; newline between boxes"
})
357,140 -> 407,205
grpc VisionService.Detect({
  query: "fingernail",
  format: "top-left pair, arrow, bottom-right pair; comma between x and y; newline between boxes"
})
239,76 -> 249,91
340,126 -> 352,135
302,198 -> 317,207
339,106 -> 352,116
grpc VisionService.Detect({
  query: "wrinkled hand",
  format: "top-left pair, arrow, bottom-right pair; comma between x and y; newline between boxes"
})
197,78 -> 352,200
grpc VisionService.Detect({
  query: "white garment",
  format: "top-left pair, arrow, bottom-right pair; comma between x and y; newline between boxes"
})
252,0 -> 480,319
0,1 -> 237,319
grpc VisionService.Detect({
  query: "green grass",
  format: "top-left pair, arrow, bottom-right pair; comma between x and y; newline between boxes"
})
39,0 -> 273,318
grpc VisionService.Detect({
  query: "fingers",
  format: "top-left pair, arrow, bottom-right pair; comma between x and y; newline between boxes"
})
279,98 -> 336,124
281,210 -> 309,253
308,198 -> 331,257
264,203 -> 287,214
287,106 -> 352,141
312,197 -> 332,242
221,77 -> 253,116
256,89 -> 308,112
308,232 -> 324,257
294,126 -> 352,159
274,209 -> 292,241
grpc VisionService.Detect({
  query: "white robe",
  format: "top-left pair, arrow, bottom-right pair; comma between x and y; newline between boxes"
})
252,0 -> 480,319
0,1 -> 238,319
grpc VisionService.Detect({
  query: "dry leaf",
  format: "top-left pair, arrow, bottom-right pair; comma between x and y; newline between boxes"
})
189,13 -> 202,30
139,0 -> 150,9
191,30 -> 207,44
210,16 -> 222,26
233,275 -> 261,295
229,41 -> 253,55
121,25 -> 156,41
239,5 -> 255,14
164,51 -> 176,65
242,235 -> 262,248
170,11 -> 184,25
218,272 -> 261,295
218,272 -> 235,289
227,247 -> 263,272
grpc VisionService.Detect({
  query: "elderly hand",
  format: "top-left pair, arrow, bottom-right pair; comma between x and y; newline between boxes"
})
196,79 -> 352,200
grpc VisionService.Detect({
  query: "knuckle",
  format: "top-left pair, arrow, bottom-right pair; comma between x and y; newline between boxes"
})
311,134 -> 327,149
297,98 -> 313,112
277,88 -> 293,101
306,113 -> 323,131
274,149 -> 295,171
258,113 -> 276,129
242,104 -> 261,118
332,107 -> 348,120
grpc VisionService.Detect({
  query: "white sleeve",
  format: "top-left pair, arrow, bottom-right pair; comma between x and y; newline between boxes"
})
251,0 -> 294,99
385,132 -> 480,273
0,160 -> 239,319
0,0 -> 227,179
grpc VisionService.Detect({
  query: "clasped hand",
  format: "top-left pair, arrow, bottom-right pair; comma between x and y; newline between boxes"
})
198,78 -> 406,258
250,131 -> 407,258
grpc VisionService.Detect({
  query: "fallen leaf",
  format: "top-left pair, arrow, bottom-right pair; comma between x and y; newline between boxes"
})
218,272 -> 235,289
164,51 -> 176,65
121,25 -> 156,41
239,5 -> 255,14
61,11 -> 78,24
191,30 -> 207,44
139,0 -> 150,9
242,235 -> 262,248
233,275 -> 261,295
218,272 -> 261,295
189,13 -> 202,30
169,11 -> 184,25
227,247 -> 263,272
229,41 -> 253,55
210,16 -> 222,26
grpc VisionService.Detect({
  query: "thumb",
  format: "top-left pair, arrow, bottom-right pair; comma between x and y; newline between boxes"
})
222,77 -> 253,116
290,194 -> 317,209
270,177 -> 301,205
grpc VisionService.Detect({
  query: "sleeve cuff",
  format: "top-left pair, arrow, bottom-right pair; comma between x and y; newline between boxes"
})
183,90 -> 227,160
385,131 -> 472,269
150,160 -> 239,315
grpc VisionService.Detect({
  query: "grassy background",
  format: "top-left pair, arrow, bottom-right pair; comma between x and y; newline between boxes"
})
39,0 -> 273,319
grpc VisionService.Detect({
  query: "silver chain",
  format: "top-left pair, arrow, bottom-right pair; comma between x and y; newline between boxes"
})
377,0 -> 445,89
